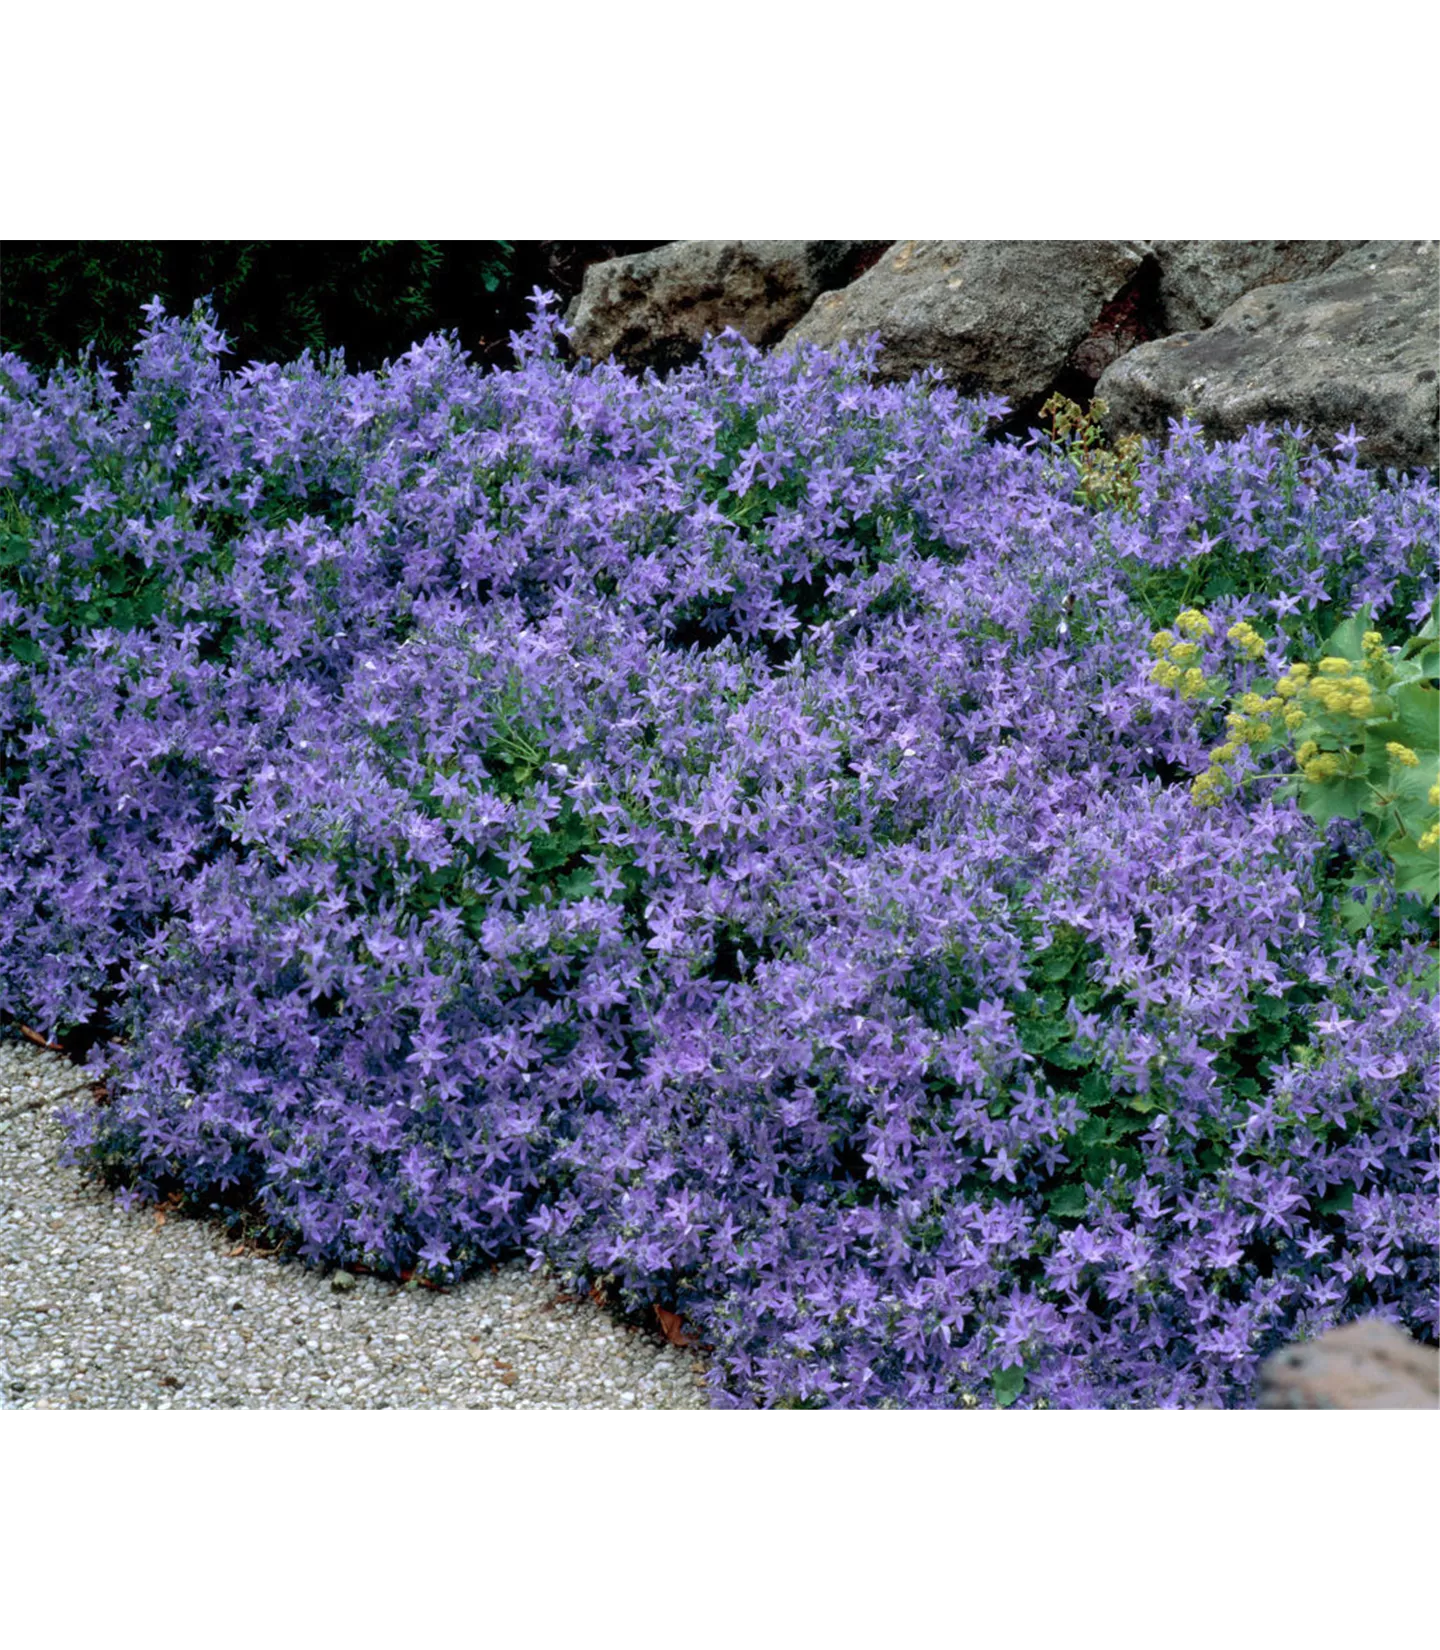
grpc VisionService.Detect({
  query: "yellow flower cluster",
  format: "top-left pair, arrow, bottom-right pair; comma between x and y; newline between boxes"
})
1361,630 -> 1395,684
1149,659 -> 1207,696
1278,652 -> 1382,783
1149,612 -> 1213,699
1226,620 -> 1267,661
1278,653 -> 1376,721
1221,692 -> 1285,753
1301,752 -> 1348,783
1152,614 -> 1437,848
1190,767 -> 1229,807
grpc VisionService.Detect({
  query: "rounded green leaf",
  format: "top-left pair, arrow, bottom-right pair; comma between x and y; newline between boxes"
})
1298,774 -> 1369,827
1388,683 -> 1440,753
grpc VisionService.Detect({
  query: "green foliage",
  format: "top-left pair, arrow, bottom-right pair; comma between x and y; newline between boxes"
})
1169,600 -> 1439,974
1039,394 -> 1143,518
1014,925 -> 1151,1201
0,474 -> 170,662
327,671 -> 646,960
0,336 -> 365,667
990,1363 -> 1026,1408
1115,425 -> 1326,636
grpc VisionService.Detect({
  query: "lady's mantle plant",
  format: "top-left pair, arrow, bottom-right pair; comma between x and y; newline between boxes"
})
1,299 -> 1436,1408
1159,601 -> 1439,913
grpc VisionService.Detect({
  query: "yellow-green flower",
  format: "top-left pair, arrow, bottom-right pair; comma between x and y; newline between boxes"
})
1225,620 -> 1266,660
1191,768 -> 1228,806
1308,679 -> 1371,718
1386,742 -> 1419,767
1302,753 -> 1344,782
1176,608 -> 1213,640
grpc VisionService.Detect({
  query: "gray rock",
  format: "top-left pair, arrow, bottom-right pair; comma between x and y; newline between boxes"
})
568,240 -> 1431,472
1258,1318 -> 1439,1409
1149,240 -> 1364,334
330,1270 -> 356,1294
565,241 -> 889,374
781,240 -> 1151,416
1096,240 -> 1439,474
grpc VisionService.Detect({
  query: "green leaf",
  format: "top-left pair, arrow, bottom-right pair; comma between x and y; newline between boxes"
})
1038,945 -> 1081,982
1019,1016 -> 1070,1056
991,1364 -> 1025,1408
1402,598 -> 1439,653
1298,775 -> 1370,828
1047,1184 -> 1088,1219
1077,1069 -> 1112,1109
557,868 -> 595,901
1388,683 -> 1440,753
1365,755 -> 1439,868
1318,607 -> 1373,664
1316,1182 -> 1356,1216
1338,891 -> 1379,934
1044,1041 -> 1093,1071
1388,840 -> 1440,902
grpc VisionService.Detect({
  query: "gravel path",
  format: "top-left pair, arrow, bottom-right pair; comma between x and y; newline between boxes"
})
0,1036 -> 710,1410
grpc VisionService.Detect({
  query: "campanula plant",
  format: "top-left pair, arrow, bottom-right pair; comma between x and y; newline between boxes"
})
0,297 -> 1435,1409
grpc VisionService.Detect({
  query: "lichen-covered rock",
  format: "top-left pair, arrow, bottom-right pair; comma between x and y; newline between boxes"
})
1096,240 -> 1439,474
567,240 -> 1431,472
1258,1319 -> 1440,1409
1148,240 -> 1364,334
564,241 -> 888,374
781,240 -> 1151,417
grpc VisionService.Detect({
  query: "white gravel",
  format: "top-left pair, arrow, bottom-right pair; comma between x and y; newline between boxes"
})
0,1036 -> 710,1410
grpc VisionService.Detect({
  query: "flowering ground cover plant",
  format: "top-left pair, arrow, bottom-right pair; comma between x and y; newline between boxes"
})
1,297 -> 1436,1408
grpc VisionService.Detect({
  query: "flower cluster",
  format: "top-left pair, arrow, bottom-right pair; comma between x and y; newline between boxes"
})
1148,608 -> 1218,699
1,300 -> 1436,1408
1155,598 -> 1439,927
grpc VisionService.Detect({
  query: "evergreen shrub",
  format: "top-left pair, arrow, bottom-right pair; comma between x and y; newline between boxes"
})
1,242 -> 521,380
